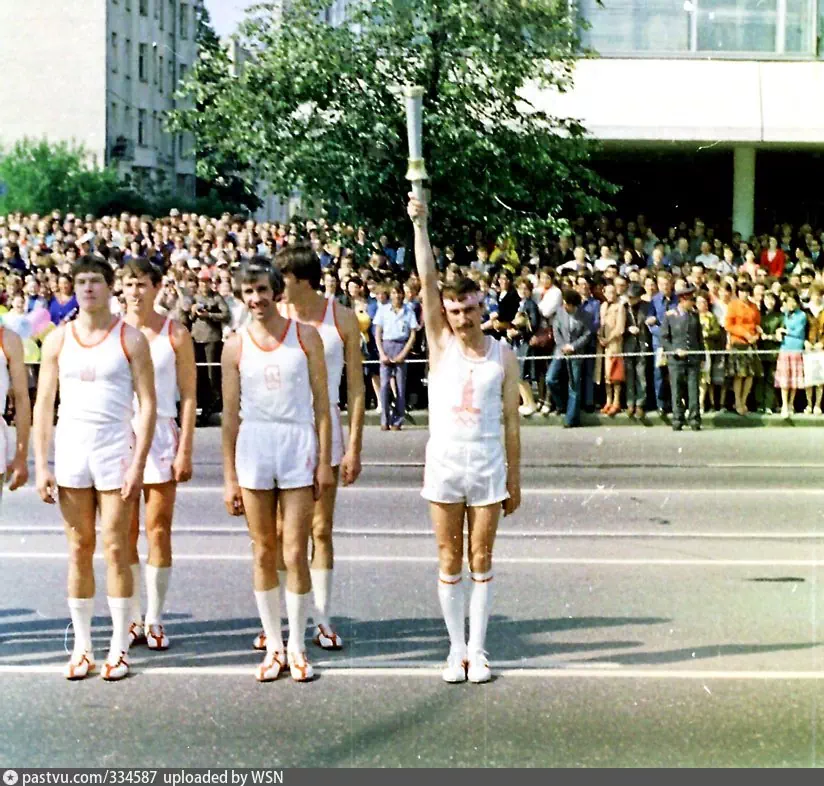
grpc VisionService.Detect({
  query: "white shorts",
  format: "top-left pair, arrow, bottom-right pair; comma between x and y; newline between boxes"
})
236,421 -> 317,491
140,417 -> 180,486
422,438 -> 509,508
55,421 -> 135,492
331,406 -> 345,468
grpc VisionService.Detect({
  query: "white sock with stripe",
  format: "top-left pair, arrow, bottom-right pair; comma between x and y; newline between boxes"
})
254,587 -> 285,653
285,590 -> 310,655
468,570 -> 494,655
310,568 -> 333,629
68,597 -> 94,656
129,563 -> 142,624
144,565 -> 171,627
437,572 -> 466,657
107,596 -> 131,661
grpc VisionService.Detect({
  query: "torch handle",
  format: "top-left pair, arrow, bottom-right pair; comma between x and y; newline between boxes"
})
410,180 -> 425,227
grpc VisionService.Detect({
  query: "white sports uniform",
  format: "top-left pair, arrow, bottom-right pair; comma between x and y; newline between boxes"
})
0,328 -> 11,475
422,336 -> 509,507
280,300 -> 346,467
55,319 -> 135,491
135,317 -> 179,485
235,320 -> 318,490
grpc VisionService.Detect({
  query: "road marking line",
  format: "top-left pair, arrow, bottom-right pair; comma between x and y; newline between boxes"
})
3,526 -> 824,541
4,552 -> 824,566
2,664 -> 824,680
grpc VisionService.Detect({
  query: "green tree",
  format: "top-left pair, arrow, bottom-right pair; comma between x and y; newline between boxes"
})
167,3 -> 261,215
170,0 -> 614,237
0,138 -> 125,216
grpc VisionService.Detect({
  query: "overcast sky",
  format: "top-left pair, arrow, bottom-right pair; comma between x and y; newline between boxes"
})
203,0 -> 248,37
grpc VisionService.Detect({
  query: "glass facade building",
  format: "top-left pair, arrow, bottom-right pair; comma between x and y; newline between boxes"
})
578,0 -> 817,57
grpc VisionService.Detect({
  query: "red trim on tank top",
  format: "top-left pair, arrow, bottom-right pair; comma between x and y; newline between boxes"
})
120,321 -> 132,362
296,322 -> 308,356
71,316 -> 119,349
331,299 -> 345,342
247,319 -> 290,352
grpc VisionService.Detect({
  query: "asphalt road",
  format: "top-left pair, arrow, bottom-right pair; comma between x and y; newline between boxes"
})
3,427 -> 824,767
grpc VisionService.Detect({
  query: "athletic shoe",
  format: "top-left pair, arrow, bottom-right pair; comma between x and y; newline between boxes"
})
128,621 -> 146,646
312,624 -> 344,651
253,631 -> 267,651
145,624 -> 169,651
64,651 -> 95,681
101,651 -> 130,681
442,651 -> 468,684
287,650 -> 315,682
518,404 -> 537,417
255,649 -> 287,682
467,651 -> 492,684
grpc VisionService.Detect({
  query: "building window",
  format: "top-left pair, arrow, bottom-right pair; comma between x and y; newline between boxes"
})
578,0 -> 817,57
180,3 -> 189,39
168,59 -> 175,91
179,63 -> 187,82
168,0 -> 175,30
153,112 -> 159,150
159,56 -> 164,93
159,0 -> 164,28
178,133 -> 184,157
153,46 -> 159,85
111,102 -> 118,134
138,110 -> 147,146
111,32 -> 118,73
124,38 -> 132,78
139,0 -> 149,16
125,106 -> 132,136
139,43 -> 148,81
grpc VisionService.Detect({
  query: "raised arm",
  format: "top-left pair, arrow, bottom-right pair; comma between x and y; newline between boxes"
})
407,194 -> 449,359
3,329 -> 30,491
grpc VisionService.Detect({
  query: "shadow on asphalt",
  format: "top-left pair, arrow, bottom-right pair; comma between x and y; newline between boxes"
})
1,612 -> 670,665
580,641 -> 820,665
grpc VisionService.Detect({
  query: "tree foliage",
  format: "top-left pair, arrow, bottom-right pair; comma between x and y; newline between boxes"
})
0,138 -> 124,216
170,0 -> 615,237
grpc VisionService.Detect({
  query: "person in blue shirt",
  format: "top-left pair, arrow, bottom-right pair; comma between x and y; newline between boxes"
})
775,289 -> 808,419
48,274 -> 79,325
374,283 -> 419,430
576,275 -> 601,411
646,271 -> 679,413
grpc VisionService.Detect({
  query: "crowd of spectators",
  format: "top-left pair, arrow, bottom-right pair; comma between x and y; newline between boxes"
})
3,207 -> 824,428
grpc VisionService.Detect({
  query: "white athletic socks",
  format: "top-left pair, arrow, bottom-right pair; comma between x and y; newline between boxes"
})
437,572 -> 466,656
68,597 -> 94,655
285,590 -> 310,654
129,563 -> 142,624
144,565 -> 171,627
468,571 -> 494,655
254,588 -> 285,653
107,596 -> 132,660
310,568 -> 333,629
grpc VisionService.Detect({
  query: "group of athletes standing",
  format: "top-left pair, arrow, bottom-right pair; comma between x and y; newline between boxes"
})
4,195 -> 521,685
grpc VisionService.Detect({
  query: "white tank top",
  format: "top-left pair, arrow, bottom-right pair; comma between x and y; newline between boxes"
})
58,318 -> 134,425
428,336 -> 504,443
239,320 -> 313,425
279,299 -> 345,406
0,329 -> 10,416
147,318 -> 178,418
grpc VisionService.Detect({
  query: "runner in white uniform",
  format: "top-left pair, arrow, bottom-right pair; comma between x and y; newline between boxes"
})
408,195 -> 522,684
33,255 -> 156,682
222,259 -> 335,682
123,258 -> 197,652
0,326 -> 32,495
251,244 -> 364,653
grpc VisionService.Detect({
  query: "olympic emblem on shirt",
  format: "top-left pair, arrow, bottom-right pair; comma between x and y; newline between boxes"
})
452,371 -> 481,427
264,364 -> 281,391
80,365 -> 96,382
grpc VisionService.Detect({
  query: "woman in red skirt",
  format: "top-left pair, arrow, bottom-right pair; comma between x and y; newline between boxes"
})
775,289 -> 808,420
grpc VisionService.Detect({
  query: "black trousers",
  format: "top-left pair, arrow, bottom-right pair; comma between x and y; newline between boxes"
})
669,359 -> 701,426
195,340 -> 223,416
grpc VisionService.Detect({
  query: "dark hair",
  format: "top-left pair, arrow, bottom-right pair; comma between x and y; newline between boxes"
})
239,256 -> 284,299
71,255 -> 114,287
122,257 -> 162,286
275,242 -> 321,290
562,288 -> 582,307
736,281 -> 752,294
441,276 -> 481,303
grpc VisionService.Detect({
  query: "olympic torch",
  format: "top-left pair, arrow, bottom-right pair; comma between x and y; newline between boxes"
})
403,85 -> 428,225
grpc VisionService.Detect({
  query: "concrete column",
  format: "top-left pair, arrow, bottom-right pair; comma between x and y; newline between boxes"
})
733,146 -> 756,239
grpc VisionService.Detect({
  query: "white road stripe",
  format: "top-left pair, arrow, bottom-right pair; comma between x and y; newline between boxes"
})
3,526 -> 824,541
3,551 -> 824,566
2,664 -> 824,680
